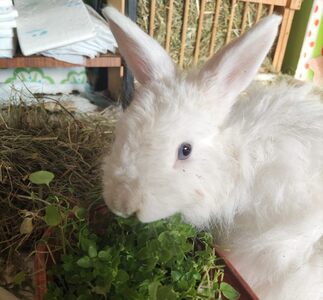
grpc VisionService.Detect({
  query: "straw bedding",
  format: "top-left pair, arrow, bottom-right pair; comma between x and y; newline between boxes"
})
0,101 -> 117,256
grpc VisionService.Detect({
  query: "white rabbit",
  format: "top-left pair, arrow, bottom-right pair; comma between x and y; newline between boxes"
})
102,7 -> 323,300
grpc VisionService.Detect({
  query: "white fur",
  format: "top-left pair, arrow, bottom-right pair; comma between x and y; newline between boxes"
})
102,7 -> 323,299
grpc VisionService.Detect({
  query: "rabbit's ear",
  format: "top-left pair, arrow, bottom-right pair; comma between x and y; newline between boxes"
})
103,7 -> 176,84
196,15 -> 281,116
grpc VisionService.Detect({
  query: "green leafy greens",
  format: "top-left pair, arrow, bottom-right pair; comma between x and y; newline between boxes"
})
46,215 -> 239,300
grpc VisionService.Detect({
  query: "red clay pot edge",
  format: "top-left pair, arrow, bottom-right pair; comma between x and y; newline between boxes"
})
214,246 -> 259,300
35,228 -> 52,300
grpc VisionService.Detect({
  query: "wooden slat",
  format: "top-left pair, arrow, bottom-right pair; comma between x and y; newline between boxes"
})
149,0 -> 156,36
240,0 -> 287,6
240,0 -> 249,34
269,4 -> 275,15
165,0 -> 174,52
289,0 -> 302,10
179,0 -> 190,67
0,54 -> 122,68
255,2 -> 263,22
208,0 -> 222,57
226,0 -> 237,44
193,0 -> 206,65
272,8 -> 295,72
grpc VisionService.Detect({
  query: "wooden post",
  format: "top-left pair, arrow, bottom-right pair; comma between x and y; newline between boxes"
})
240,0 -> 249,34
194,0 -> 206,65
255,2 -> 263,22
272,6 -> 295,72
226,0 -> 237,44
209,0 -> 222,56
179,0 -> 190,68
165,0 -> 174,52
149,0 -> 156,37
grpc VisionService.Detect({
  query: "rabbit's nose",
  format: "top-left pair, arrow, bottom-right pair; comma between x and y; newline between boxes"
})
109,183 -> 141,217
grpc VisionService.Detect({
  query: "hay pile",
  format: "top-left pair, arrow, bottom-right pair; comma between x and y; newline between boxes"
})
0,101 -> 117,258
137,0 -> 272,69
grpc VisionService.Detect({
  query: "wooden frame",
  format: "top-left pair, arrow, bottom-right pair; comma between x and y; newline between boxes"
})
0,54 -> 121,68
146,0 -> 303,72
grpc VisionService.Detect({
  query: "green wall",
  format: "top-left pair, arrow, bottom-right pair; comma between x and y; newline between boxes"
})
282,0 -> 314,75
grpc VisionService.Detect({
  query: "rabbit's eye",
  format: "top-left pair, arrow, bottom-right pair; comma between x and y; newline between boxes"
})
178,143 -> 192,160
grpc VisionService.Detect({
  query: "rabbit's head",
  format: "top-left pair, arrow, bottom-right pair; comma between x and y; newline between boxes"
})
102,7 -> 281,227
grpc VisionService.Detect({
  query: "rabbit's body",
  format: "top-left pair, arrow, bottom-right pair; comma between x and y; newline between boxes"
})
214,82 -> 323,299
102,8 -> 323,299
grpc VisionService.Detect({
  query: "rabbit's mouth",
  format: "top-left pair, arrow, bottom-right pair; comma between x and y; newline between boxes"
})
108,200 -> 140,219
109,206 -> 133,218
136,210 -> 168,223
136,195 -> 181,223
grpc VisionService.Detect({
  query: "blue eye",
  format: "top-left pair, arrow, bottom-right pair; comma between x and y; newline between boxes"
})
178,143 -> 192,160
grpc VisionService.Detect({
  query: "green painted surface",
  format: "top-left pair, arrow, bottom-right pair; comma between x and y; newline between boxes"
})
5,68 -> 55,84
282,0 -> 314,75
61,70 -> 87,84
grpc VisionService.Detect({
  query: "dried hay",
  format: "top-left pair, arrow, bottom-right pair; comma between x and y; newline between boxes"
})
137,0 -> 272,70
0,100 -> 117,258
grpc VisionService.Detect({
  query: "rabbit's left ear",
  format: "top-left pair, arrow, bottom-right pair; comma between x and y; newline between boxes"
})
195,15 -> 281,118
103,6 -> 176,85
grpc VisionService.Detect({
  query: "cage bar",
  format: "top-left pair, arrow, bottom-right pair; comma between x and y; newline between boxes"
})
241,0 -> 249,34
179,0 -> 190,67
149,0 -> 156,36
209,0 -> 222,56
226,0 -> 237,44
165,0 -> 174,52
255,2 -> 263,22
193,0 -> 207,65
